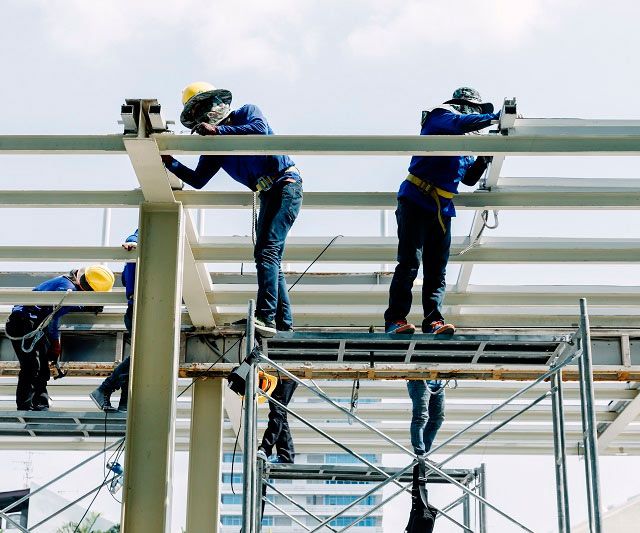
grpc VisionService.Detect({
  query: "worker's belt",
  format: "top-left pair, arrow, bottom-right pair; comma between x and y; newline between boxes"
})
256,166 -> 298,192
405,174 -> 454,233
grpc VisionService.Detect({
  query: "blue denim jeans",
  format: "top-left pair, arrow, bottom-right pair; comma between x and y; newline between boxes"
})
407,380 -> 445,455
254,181 -> 303,328
384,197 -> 451,326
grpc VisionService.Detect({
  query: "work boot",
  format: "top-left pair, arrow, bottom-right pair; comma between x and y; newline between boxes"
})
254,317 -> 277,338
117,390 -> 128,412
385,320 -> 416,334
256,447 -> 269,462
422,320 -> 455,335
90,387 -> 117,412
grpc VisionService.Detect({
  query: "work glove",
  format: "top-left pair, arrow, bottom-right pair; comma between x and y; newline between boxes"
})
161,155 -> 176,166
122,241 -> 137,251
84,306 -> 104,315
192,122 -> 218,136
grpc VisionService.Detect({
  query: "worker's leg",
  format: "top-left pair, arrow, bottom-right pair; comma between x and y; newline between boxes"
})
32,345 -> 51,410
6,314 -> 38,410
385,198 -> 427,324
421,213 -> 451,325
422,381 -> 445,453
274,380 -> 298,463
254,182 -> 302,325
275,266 -> 293,331
260,379 -> 296,459
406,380 -> 429,455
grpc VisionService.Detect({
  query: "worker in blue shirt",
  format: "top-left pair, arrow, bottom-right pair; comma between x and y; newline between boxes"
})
5,266 -> 115,411
90,229 -> 137,412
162,82 -> 303,337
385,87 -> 499,336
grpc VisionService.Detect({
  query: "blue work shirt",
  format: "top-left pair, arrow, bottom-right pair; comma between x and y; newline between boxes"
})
165,104 -> 300,190
121,229 -> 137,303
400,106 -> 499,217
12,276 -> 84,340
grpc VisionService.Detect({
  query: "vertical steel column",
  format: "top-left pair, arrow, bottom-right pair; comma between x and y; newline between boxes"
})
186,377 -> 225,533
121,203 -> 185,533
551,368 -> 571,533
478,464 -> 487,533
242,300 -> 257,533
462,493 -> 471,531
578,298 -> 603,533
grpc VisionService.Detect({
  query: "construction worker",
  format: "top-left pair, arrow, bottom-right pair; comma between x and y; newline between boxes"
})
162,82 -> 302,338
384,87 -> 499,335
257,378 -> 298,463
90,229 -> 137,412
408,380 -> 445,458
5,266 -> 115,411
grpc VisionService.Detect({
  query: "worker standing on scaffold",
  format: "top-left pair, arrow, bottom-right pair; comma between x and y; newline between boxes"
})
5,266 -> 115,411
163,82 -> 302,338
384,87 -> 498,336
90,229 -> 138,412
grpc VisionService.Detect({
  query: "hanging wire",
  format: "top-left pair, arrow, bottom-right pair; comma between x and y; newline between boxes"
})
451,210 -> 499,257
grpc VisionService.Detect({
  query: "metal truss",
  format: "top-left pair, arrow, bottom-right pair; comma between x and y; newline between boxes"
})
236,299 -> 602,533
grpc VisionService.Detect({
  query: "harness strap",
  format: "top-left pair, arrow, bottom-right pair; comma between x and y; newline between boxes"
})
405,174 -> 454,233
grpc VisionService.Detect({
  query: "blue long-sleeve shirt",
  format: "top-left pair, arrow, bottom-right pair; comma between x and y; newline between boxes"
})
12,276 -> 84,340
122,229 -> 137,303
400,106 -> 499,217
165,104 -> 300,190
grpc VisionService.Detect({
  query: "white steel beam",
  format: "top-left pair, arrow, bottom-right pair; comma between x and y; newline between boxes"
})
122,203 -> 184,533
186,378 -> 224,533
154,131 -> 640,156
193,236 -> 640,263
3,185 -> 640,209
598,387 -> 640,452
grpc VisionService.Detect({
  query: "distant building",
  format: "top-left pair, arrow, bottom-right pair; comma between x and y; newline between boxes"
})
573,493 -> 640,533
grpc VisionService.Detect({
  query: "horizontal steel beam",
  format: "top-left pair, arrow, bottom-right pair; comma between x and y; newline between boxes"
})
194,236 -> 640,263
1,361 -> 638,381
154,133 -> 640,156
0,246 -> 133,262
0,135 -> 126,154
2,184 -> 640,209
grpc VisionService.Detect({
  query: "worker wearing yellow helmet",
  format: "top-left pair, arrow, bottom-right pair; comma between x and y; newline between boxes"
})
163,81 -> 303,338
5,265 -> 114,411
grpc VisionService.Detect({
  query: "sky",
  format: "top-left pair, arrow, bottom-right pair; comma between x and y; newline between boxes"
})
2,0 -> 640,531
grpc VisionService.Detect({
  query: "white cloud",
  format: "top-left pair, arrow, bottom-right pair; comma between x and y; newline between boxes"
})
36,0 -> 316,77
347,0 -> 575,58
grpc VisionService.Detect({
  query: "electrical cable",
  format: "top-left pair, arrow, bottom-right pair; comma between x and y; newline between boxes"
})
287,235 -> 343,293
230,396 -> 245,496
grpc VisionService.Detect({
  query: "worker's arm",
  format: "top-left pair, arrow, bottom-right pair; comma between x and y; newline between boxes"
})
429,108 -> 499,135
215,104 -> 269,135
163,155 -> 222,189
461,156 -> 493,186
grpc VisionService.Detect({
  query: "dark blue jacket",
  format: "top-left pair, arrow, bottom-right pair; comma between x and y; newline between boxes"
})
400,106 -> 499,216
165,104 -> 299,190
12,276 -> 84,340
122,229 -> 137,304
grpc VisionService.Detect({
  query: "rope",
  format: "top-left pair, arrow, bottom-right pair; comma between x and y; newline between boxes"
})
5,290 -> 72,353
451,210 -> 499,257
287,235 -> 343,293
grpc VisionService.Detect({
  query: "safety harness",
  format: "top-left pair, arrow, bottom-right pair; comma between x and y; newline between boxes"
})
405,174 -> 454,233
5,289 -> 72,353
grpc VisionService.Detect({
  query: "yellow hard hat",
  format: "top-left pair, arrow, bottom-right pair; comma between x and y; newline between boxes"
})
180,81 -> 232,129
257,371 -> 278,404
83,265 -> 115,292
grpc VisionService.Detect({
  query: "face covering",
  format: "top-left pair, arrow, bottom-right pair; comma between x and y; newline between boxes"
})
199,101 -> 231,125
451,103 -> 482,115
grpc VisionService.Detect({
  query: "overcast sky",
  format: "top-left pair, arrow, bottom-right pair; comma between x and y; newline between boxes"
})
2,1 -> 640,531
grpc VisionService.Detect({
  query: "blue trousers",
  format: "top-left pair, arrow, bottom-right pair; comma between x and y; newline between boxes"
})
254,181 -> 303,328
101,304 -> 132,395
407,380 -> 445,455
384,197 -> 451,327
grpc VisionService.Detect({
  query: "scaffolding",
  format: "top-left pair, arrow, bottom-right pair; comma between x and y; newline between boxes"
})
2,100 -> 640,532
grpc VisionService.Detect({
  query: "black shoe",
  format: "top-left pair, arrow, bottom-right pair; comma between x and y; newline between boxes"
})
32,404 -> 49,412
117,398 -> 128,412
90,388 -> 117,412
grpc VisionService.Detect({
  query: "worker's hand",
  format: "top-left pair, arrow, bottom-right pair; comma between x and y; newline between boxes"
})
161,155 -> 175,166
192,122 -> 218,136
49,338 -> 62,359
122,242 -> 137,251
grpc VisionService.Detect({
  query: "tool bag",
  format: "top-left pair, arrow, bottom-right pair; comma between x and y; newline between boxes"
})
404,463 -> 438,533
